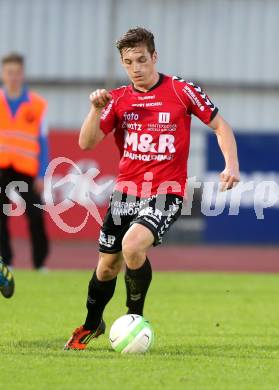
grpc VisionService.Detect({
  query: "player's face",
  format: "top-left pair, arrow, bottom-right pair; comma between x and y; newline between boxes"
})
121,45 -> 157,88
1,62 -> 25,92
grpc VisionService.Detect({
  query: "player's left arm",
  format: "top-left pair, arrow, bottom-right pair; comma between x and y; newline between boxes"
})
208,113 -> 240,191
173,78 -> 240,191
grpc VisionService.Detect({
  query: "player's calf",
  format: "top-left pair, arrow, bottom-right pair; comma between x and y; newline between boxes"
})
122,224 -> 154,316
125,257 -> 152,316
83,270 -> 117,331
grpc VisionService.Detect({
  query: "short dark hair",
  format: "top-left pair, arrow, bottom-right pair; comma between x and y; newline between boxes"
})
116,27 -> 155,56
1,52 -> 25,66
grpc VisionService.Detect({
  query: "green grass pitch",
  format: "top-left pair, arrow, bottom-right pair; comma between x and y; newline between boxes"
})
1,270 -> 279,390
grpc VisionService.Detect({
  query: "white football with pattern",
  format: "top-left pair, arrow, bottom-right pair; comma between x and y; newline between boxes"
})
109,314 -> 154,354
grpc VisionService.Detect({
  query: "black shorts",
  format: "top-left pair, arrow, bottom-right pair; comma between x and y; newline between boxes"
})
99,191 -> 183,254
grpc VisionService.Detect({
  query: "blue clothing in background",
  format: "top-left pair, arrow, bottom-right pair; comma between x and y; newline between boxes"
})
5,87 -> 29,116
38,123 -> 49,178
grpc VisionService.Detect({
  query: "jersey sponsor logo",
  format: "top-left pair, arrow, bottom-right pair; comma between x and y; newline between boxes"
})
99,232 -> 116,248
138,95 -> 156,101
123,111 -> 139,121
123,151 -> 173,161
158,112 -> 170,124
187,82 -> 215,111
124,131 -> 176,154
147,123 -> 177,132
111,195 -> 159,217
140,216 -> 158,228
101,99 -> 114,120
112,205 -> 139,216
138,206 -> 163,223
112,196 -> 157,212
131,102 -> 163,107
122,112 -> 142,131
146,101 -> 162,107
183,85 -> 205,111
125,122 -> 142,131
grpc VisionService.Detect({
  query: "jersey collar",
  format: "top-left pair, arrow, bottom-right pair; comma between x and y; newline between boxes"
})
132,73 -> 164,93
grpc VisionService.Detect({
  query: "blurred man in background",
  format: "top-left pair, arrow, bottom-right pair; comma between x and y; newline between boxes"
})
0,53 -> 49,271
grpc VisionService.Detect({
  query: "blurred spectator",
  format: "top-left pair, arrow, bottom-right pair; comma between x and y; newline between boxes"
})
0,53 -> 49,270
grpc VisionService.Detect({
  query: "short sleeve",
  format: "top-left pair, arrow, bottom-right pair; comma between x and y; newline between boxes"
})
99,97 -> 117,135
173,77 -> 218,125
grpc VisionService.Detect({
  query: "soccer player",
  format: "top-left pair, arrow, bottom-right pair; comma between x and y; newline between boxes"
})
65,27 -> 239,350
0,256 -> 15,298
0,53 -> 49,270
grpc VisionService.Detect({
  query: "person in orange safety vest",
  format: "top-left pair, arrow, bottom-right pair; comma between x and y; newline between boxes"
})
0,53 -> 49,271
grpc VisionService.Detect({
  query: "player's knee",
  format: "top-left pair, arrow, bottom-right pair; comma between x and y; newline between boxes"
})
122,238 -> 138,259
97,254 -> 122,281
97,264 -> 118,281
122,238 -> 145,268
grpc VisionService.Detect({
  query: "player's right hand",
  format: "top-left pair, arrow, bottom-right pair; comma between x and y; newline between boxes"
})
219,167 -> 240,191
90,89 -> 112,109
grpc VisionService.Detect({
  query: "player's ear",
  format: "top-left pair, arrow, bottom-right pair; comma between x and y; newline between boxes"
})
152,51 -> 158,64
120,57 -> 128,70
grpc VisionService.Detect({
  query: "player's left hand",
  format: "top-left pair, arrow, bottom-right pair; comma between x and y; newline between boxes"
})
219,167 -> 240,191
34,177 -> 44,195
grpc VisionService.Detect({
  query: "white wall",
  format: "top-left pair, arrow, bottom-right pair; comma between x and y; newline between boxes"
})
1,0 -> 278,83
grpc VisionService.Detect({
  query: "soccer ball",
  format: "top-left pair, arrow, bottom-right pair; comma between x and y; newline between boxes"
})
109,314 -> 154,354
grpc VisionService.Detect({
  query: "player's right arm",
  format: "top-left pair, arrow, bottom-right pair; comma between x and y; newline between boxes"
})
79,89 -> 113,150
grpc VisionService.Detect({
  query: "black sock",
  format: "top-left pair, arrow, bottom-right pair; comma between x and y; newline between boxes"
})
125,258 -> 152,316
84,271 -> 117,330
